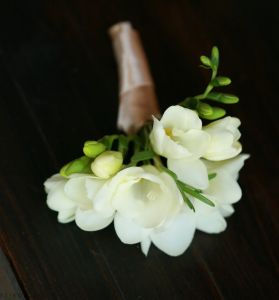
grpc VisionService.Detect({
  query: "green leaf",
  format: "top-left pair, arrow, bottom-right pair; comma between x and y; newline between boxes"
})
160,165 -> 178,180
99,135 -> 118,150
206,92 -> 239,104
179,183 -> 215,207
118,135 -> 129,155
178,184 -> 195,211
211,46 -> 219,68
200,55 -> 211,67
180,97 -> 199,109
131,150 -> 155,164
201,106 -> 226,120
211,76 -> 231,87
208,173 -> 217,180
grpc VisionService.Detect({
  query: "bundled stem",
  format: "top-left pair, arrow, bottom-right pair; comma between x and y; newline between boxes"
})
109,22 -> 160,134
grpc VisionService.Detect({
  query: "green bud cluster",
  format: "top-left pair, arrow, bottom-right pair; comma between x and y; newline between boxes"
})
60,140 -> 107,177
179,46 -> 239,120
59,135 -> 129,178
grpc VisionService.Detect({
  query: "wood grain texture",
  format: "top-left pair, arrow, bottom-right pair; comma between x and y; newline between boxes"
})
0,250 -> 25,300
0,0 -> 278,299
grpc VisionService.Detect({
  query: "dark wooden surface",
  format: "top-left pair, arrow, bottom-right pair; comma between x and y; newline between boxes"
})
0,0 -> 278,299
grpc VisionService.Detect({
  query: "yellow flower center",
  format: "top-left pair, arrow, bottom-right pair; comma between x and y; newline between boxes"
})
164,127 -> 173,138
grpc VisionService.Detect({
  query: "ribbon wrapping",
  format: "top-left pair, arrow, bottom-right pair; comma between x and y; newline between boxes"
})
109,22 -> 160,134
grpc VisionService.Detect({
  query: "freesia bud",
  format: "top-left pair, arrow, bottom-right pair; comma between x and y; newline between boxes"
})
200,55 -> 211,67
60,156 -> 91,177
83,141 -> 106,158
211,76 -> 231,87
91,151 -> 123,178
198,102 -> 213,116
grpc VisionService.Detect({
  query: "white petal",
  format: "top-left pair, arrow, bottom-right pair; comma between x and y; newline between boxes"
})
196,211 -> 227,233
75,208 -> 114,231
64,176 -> 91,209
178,129 -> 210,158
219,204 -> 235,217
195,202 -> 227,233
203,117 -> 242,161
141,237 -> 152,256
114,213 -> 150,244
85,177 -> 106,199
168,158 -> 209,189
93,181 -> 116,217
206,171 -> 242,204
57,208 -> 76,223
150,209 -> 195,256
204,154 -> 250,180
44,174 -> 65,193
150,117 -> 191,159
46,183 -> 76,212
204,116 -> 241,132
204,140 -> 242,161
161,105 -> 202,131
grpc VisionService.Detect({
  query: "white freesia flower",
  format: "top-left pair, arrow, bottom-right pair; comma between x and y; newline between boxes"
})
194,154 -> 249,233
93,165 -> 196,256
113,166 -> 182,227
203,117 -> 242,161
150,105 -> 210,189
150,105 -> 210,160
115,207 -> 196,257
44,174 -> 114,231
44,174 -> 76,223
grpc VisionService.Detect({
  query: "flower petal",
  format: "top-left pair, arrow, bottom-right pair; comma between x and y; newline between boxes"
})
150,209 -> 195,256
195,201 -> 227,233
150,117 -> 191,159
204,154 -> 250,180
93,181 -> 115,217
178,129 -> 210,159
219,204 -> 235,217
75,208 -> 114,231
141,237 -> 152,256
85,177 -> 107,200
46,182 -> 76,212
57,208 -> 76,223
205,171 -> 242,204
64,176 -> 92,209
168,158 -> 209,189
203,117 -> 242,161
161,105 -> 202,131
114,213 -> 150,244
44,174 -> 65,193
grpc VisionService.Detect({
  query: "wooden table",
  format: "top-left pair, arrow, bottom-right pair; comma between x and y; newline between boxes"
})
0,0 -> 278,299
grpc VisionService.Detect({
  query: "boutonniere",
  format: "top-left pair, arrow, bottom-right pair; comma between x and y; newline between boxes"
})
44,22 -> 249,256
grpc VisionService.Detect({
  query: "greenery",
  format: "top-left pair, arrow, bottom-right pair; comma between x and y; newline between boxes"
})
179,46 -> 239,120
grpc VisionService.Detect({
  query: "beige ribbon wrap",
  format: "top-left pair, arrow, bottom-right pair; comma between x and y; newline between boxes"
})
109,22 -> 160,134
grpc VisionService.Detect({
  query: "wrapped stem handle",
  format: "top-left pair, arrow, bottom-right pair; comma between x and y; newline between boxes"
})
109,22 -> 160,134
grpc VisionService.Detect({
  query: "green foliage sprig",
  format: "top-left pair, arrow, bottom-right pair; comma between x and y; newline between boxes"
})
179,46 -> 239,120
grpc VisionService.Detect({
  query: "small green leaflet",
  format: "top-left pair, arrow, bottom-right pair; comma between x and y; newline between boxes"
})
131,150 -> 155,164
160,165 -> 215,209
208,173 -> 217,180
99,135 -> 119,150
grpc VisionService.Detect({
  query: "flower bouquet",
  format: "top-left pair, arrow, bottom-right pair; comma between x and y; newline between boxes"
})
44,22 -> 249,256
